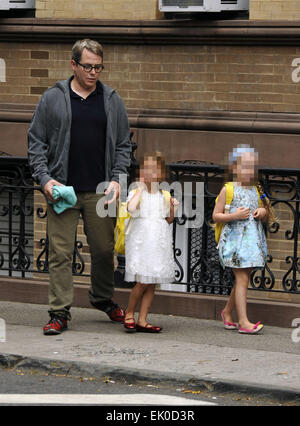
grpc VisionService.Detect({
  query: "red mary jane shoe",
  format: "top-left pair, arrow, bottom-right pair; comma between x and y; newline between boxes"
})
136,323 -> 162,333
124,317 -> 136,333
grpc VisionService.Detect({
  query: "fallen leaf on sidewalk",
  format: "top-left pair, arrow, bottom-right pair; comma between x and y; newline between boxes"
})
104,377 -> 115,384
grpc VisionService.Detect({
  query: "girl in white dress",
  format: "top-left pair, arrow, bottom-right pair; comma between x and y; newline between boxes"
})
124,152 -> 179,333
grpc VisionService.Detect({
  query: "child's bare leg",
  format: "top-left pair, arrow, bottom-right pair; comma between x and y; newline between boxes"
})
125,282 -> 147,323
223,285 -> 236,323
137,284 -> 156,327
233,268 -> 255,329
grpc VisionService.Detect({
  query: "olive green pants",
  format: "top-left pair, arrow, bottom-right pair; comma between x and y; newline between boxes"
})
47,193 -> 115,320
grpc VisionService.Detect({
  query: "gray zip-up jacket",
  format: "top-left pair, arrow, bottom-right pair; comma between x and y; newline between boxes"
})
28,77 -> 131,189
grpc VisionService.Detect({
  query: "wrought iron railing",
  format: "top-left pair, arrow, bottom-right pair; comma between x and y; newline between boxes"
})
0,156 -> 299,294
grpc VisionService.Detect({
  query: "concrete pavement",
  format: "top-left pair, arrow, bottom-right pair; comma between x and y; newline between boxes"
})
0,301 -> 300,401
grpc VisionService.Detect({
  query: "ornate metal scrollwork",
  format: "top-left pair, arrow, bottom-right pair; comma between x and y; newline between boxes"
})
250,255 -> 275,290
72,240 -> 85,275
36,237 -> 49,273
0,157 -> 299,295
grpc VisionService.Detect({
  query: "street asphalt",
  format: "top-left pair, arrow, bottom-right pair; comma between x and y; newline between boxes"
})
0,300 -> 300,402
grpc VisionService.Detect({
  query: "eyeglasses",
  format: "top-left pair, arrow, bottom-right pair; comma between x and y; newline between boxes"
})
76,61 -> 104,73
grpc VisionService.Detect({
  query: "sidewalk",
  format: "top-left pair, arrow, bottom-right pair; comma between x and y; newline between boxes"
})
0,301 -> 300,400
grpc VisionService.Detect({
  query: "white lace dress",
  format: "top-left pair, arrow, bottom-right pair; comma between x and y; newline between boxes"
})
124,189 -> 176,284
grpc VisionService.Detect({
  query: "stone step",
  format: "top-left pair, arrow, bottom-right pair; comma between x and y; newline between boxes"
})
267,239 -> 296,251
265,267 -> 298,281
268,258 -> 291,271
268,251 -> 298,262
250,274 -> 297,292
266,228 -> 294,240
273,210 -> 294,221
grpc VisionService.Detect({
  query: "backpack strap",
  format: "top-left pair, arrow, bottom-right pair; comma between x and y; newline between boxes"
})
161,190 -> 171,205
224,182 -> 234,213
254,186 -> 263,208
215,182 -> 234,211
214,182 -> 234,246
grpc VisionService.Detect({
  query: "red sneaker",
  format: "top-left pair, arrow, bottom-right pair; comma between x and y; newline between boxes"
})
91,300 -> 125,323
43,316 -> 68,335
107,303 -> 125,323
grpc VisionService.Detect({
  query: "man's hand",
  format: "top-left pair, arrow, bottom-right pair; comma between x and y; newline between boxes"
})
43,179 -> 64,203
104,181 -> 120,205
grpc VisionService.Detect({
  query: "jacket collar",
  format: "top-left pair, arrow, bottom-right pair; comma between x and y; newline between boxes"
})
56,76 -> 115,99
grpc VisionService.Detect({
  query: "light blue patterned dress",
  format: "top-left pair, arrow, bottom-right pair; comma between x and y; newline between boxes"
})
218,184 -> 267,269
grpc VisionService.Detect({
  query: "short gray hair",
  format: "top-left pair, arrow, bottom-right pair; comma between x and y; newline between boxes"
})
72,39 -> 104,63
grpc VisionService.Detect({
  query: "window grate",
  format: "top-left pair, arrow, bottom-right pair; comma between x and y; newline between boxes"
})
162,0 -> 204,7
0,0 -> 35,9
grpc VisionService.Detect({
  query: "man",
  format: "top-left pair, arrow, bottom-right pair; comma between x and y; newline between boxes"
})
28,39 -> 131,335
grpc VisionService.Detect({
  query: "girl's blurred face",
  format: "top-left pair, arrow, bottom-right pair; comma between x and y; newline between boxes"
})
140,156 -> 165,183
233,151 -> 258,185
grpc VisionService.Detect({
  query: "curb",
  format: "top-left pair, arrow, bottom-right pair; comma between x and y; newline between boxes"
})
1,277 -> 300,328
1,352 -> 300,403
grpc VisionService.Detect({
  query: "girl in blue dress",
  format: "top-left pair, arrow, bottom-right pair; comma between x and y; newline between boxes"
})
213,145 -> 277,334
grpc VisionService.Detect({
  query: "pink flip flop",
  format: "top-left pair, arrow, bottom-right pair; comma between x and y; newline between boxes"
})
238,322 -> 264,334
221,310 -> 238,330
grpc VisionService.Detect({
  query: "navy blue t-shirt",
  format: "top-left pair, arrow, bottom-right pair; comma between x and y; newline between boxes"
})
67,79 -> 107,192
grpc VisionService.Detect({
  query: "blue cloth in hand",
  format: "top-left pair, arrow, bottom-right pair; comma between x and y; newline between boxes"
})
49,185 -> 77,214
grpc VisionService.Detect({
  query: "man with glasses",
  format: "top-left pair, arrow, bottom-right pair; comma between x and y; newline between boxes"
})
28,39 -> 131,335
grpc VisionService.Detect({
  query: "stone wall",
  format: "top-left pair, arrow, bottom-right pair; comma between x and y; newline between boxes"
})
0,42 -> 299,113
251,0 -> 300,20
1,39 -> 300,167
34,0 -> 300,21
1,40 -> 300,167
35,0 -> 163,20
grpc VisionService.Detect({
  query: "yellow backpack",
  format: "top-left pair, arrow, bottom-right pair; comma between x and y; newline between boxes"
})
114,189 -> 171,255
214,182 -> 263,244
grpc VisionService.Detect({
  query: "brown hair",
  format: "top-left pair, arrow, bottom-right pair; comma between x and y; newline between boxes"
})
255,182 -> 279,227
72,39 -> 104,63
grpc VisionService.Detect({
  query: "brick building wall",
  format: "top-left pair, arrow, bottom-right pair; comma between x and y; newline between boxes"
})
34,0 -> 300,21
35,0 -> 163,20
251,0 -> 300,20
0,43 -> 299,113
